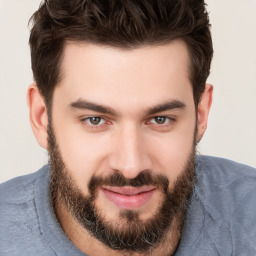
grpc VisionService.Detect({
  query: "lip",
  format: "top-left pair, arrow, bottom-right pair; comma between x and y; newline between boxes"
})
101,186 -> 156,209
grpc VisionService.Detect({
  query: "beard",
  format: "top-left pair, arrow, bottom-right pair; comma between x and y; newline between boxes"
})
48,123 -> 196,254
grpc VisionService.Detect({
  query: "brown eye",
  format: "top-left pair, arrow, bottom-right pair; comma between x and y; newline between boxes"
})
153,116 -> 167,124
87,117 -> 104,125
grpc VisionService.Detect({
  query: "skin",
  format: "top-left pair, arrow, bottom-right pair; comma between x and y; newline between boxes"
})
27,40 -> 213,256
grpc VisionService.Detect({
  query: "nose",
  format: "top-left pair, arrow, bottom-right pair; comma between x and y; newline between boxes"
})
108,124 -> 152,179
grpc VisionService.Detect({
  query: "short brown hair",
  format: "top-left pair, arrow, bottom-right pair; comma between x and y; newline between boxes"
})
29,0 -> 213,107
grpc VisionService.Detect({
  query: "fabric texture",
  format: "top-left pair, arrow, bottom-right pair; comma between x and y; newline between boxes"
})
0,155 -> 256,256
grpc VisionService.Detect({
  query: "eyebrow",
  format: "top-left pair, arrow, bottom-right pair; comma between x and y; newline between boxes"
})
146,100 -> 186,116
70,99 -> 186,116
70,99 -> 117,115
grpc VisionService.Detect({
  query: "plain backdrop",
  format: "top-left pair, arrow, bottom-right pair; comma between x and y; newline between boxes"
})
0,0 -> 256,183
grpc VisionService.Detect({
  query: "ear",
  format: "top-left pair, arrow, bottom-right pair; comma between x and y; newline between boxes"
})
196,83 -> 213,143
27,83 -> 48,149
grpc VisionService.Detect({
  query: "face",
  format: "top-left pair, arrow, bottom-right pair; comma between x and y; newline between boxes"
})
41,40 -> 203,253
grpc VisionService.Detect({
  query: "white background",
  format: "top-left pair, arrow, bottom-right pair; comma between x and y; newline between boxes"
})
0,0 -> 256,183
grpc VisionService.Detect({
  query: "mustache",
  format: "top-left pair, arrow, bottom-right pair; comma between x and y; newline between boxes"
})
88,170 -> 169,195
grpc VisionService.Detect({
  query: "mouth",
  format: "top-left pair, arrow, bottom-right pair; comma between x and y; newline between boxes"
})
101,186 -> 156,209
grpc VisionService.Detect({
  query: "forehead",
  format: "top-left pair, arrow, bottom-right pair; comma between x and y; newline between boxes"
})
55,40 -> 193,110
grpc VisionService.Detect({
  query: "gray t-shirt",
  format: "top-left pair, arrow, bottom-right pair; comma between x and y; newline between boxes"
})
1,156 -> 256,255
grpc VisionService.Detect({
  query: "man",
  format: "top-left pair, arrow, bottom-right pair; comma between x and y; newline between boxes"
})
0,0 -> 255,255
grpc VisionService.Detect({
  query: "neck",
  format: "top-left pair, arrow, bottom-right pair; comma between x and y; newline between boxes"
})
54,199 -> 184,256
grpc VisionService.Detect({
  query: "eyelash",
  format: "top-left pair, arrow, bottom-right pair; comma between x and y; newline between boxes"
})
81,116 -> 109,129
80,116 -> 176,131
147,116 -> 175,125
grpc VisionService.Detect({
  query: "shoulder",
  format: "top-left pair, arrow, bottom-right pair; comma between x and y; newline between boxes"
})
0,166 -> 54,256
0,165 -> 49,204
196,155 -> 256,180
195,155 -> 256,215
195,155 -> 256,252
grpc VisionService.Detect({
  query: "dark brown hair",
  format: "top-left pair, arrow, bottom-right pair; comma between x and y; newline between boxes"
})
29,0 -> 213,107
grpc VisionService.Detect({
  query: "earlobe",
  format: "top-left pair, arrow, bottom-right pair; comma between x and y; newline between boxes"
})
27,83 -> 48,149
196,83 -> 213,143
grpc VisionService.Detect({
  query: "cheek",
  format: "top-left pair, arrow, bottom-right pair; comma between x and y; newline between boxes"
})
147,123 -> 195,186
53,122 -> 111,191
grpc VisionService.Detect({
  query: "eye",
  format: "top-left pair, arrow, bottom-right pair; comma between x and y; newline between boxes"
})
151,116 -> 170,125
146,116 -> 176,132
84,116 -> 106,126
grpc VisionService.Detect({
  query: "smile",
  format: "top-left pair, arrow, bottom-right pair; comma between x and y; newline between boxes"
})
101,186 -> 156,209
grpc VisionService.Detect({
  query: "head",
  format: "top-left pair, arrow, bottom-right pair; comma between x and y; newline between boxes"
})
27,0 -> 213,254
29,0 -> 213,108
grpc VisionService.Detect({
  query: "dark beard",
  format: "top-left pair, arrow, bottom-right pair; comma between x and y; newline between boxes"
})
48,124 -> 196,254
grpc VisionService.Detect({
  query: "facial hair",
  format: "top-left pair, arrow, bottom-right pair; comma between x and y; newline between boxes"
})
48,124 -> 196,254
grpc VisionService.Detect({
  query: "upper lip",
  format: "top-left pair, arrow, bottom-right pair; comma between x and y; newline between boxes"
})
102,186 -> 156,196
